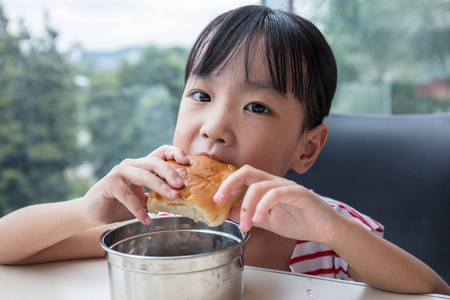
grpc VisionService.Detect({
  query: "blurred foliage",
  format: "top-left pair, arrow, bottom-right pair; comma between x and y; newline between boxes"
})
86,85 -> 178,178
305,0 -> 450,114
391,80 -> 450,114
118,46 -> 187,109
315,0 -> 450,82
0,7 -> 78,214
0,4 -> 187,215
86,46 -> 187,178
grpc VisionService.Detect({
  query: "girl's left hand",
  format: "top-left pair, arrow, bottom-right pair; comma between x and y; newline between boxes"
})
215,166 -> 450,295
214,165 -> 347,245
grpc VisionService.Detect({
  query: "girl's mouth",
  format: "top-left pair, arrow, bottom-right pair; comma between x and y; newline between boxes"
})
196,152 -> 227,164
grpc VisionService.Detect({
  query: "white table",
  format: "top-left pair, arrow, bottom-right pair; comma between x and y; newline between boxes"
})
0,259 -> 448,300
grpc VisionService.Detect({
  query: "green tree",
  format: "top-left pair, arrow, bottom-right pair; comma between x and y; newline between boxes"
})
118,46 -> 188,113
316,0 -> 422,82
85,46 -> 187,179
86,85 -> 177,178
304,0 -> 450,113
0,5 -> 79,215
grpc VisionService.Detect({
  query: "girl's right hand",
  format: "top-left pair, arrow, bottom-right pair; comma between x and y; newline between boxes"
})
78,145 -> 190,227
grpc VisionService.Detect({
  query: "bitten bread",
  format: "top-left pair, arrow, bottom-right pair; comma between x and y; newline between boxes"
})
147,155 -> 241,226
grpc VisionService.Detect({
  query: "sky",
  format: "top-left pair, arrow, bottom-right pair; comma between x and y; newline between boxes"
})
0,0 -> 273,52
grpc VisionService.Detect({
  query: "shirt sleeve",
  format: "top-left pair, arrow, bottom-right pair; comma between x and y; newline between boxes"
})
289,193 -> 384,281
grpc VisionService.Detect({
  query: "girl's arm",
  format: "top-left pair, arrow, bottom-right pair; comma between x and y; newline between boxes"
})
0,199 -> 111,264
218,165 -> 450,295
331,214 -> 450,295
0,146 -> 190,265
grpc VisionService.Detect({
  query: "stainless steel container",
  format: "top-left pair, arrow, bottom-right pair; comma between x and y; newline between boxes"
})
100,216 -> 250,300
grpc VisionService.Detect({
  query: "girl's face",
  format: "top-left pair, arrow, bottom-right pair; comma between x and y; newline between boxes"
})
173,48 -> 307,176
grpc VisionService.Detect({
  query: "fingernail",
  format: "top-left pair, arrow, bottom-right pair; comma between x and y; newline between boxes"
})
176,176 -> 184,184
239,220 -> 245,231
143,215 -> 152,226
239,220 -> 249,231
213,192 -> 225,202
252,213 -> 261,223
170,189 -> 179,198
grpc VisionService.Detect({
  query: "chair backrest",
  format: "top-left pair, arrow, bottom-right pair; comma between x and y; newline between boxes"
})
285,113 -> 450,283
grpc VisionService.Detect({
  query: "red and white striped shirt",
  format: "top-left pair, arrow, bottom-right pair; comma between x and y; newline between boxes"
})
289,193 -> 384,280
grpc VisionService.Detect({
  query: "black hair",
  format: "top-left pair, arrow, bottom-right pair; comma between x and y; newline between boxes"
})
185,5 -> 337,131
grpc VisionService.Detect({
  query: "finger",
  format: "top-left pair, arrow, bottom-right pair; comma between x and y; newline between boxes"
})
149,145 -> 190,165
237,181 -> 271,231
214,165 -> 273,203
108,180 -> 152,225
120,157 -> 185,189
238,180 -> 288,231
251,186 -> 287,224
112,164 -> 180,200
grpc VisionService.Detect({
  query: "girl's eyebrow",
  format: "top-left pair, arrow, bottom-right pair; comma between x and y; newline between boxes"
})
188,74 -> 285,98
191,74 -> 273,88
247,79 -> 285,98
247,79 -> 274,91
189,74 -> 211,84
185,75 -> 209,87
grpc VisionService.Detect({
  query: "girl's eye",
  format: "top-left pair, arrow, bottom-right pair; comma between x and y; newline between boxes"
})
192,92 -> 211,102
245,103 -> 270,114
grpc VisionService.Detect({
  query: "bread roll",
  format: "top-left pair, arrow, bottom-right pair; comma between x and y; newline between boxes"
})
147,155 -> 241,226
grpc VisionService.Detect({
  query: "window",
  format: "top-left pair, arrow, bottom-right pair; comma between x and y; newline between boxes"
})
298,0 -> 450,115
0,0 -> 448,214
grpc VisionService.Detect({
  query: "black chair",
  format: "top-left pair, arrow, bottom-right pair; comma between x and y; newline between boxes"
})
285,113 -> 450,283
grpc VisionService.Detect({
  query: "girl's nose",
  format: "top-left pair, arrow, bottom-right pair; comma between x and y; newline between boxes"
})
200,110 -> 235,146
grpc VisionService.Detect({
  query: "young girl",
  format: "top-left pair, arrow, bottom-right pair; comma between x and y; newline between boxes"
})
0,5 -> 449,295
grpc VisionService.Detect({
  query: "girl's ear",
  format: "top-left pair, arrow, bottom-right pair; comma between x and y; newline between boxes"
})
290,124 -> 329,174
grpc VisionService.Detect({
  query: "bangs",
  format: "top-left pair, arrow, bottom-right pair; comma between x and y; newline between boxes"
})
185,5 -> 337,130
185,6 -> 301,96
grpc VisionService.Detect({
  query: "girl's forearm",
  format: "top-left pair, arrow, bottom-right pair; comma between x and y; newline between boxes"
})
328,218 -> 450,295
0,198 -> 93,264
